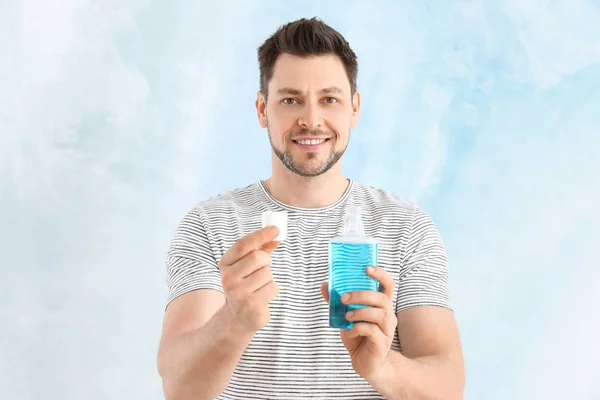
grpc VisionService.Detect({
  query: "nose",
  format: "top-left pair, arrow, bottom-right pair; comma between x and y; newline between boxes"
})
297,101 -> 323,130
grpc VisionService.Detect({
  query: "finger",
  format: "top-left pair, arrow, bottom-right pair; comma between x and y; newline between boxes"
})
243,266 -> 274,293
219,226 -> 280,267
320,283 -> 329,304
236,249 -> 273,279
261,240 -> 280,255
252,279 -> 279,303
346,307 -> 396,337
344,321 -> 384,341
366,266 -> 395,299
342,290 -> 389,309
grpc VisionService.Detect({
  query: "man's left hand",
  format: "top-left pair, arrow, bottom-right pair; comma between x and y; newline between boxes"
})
320,266 -> 397,380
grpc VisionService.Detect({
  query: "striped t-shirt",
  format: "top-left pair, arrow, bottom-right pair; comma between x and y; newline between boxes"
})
165,179 -> 452,399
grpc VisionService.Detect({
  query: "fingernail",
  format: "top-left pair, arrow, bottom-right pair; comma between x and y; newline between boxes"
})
342,293 -> 350,302
366,266 -> 375,273
346,311 -> 354,319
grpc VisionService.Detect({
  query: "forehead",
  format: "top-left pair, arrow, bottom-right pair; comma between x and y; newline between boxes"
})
269,53 -> 351,95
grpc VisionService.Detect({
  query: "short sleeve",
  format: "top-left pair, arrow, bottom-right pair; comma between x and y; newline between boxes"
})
395,206 -> 453,314
165,207 -> 224,307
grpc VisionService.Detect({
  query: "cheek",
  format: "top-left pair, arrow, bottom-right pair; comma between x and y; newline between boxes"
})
266,120 -> 294,145
328,117 -> 351,138
326,108 -> 352,126
268,110 -> 297,129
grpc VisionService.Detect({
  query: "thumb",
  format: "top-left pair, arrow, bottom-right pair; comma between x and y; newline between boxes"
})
320,282 -> 330,304
261,240 -> 280,255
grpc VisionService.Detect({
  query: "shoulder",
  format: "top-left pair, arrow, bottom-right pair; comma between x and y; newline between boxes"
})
171,183 -> 264,245
351,181 -> 439,235
352,181 -> 422,215
188,182 -> 263,218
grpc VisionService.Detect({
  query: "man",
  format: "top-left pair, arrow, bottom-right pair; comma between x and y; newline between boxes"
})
157,17 -> 465,400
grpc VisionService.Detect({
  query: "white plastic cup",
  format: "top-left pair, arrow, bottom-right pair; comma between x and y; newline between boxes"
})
262,211 -> 287,241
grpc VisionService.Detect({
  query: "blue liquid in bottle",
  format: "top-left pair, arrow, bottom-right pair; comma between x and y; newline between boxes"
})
329,206 -> 379,329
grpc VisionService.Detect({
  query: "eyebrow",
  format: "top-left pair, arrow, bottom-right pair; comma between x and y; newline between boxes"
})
276,86 -> 345,96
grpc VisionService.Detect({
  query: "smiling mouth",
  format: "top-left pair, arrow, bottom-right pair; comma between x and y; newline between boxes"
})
292,138 -> 331,146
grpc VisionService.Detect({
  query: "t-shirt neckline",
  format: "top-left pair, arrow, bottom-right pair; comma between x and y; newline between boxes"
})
257,179 -> 355,213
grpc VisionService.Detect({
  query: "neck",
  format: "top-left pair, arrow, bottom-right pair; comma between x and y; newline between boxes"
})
263,158 -> 350,209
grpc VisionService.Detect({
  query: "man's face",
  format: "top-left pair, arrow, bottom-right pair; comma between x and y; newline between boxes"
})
256,54 -> 360,177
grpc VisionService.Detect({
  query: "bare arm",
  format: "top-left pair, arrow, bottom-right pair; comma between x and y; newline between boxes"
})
368,306 -> 465,400
366,206 -> 464,399
157,290 -> 254,400
157,226 -> 281,400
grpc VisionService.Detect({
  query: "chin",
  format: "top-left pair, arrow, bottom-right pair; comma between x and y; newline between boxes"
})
295,162 -> 337,177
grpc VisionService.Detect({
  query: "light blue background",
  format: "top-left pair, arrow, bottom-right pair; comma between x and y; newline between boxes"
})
2,1 -> 599,399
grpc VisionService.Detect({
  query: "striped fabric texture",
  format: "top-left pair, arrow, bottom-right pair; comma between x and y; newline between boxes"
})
165,180 -> 453,399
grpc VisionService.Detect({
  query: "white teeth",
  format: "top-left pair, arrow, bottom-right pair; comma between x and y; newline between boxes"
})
296,139 -> 326,145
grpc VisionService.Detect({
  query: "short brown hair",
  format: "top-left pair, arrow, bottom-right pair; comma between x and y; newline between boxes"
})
257,17 -> 358,98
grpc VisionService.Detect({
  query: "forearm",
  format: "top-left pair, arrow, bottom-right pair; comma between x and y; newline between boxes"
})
368,350 -> 465,400
158,305 -> 255,400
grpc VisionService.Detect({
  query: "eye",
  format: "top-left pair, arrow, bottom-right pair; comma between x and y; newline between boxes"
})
282,98 -> 298,105
324,97 -> 339,104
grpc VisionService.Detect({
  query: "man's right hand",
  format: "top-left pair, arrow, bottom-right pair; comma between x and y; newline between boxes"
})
218,225 -> 281,334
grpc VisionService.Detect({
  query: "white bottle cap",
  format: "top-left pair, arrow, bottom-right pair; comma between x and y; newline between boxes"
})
262,211 -> 287,241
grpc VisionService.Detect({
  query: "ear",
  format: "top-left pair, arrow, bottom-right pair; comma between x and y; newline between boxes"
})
256,90 -> 268,128
350,90 -> 361,128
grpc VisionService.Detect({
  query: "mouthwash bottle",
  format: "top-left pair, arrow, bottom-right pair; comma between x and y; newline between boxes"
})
328,206 -> 379,329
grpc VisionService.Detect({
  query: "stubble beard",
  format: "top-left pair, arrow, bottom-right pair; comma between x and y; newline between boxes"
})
268,125 -> 349,178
